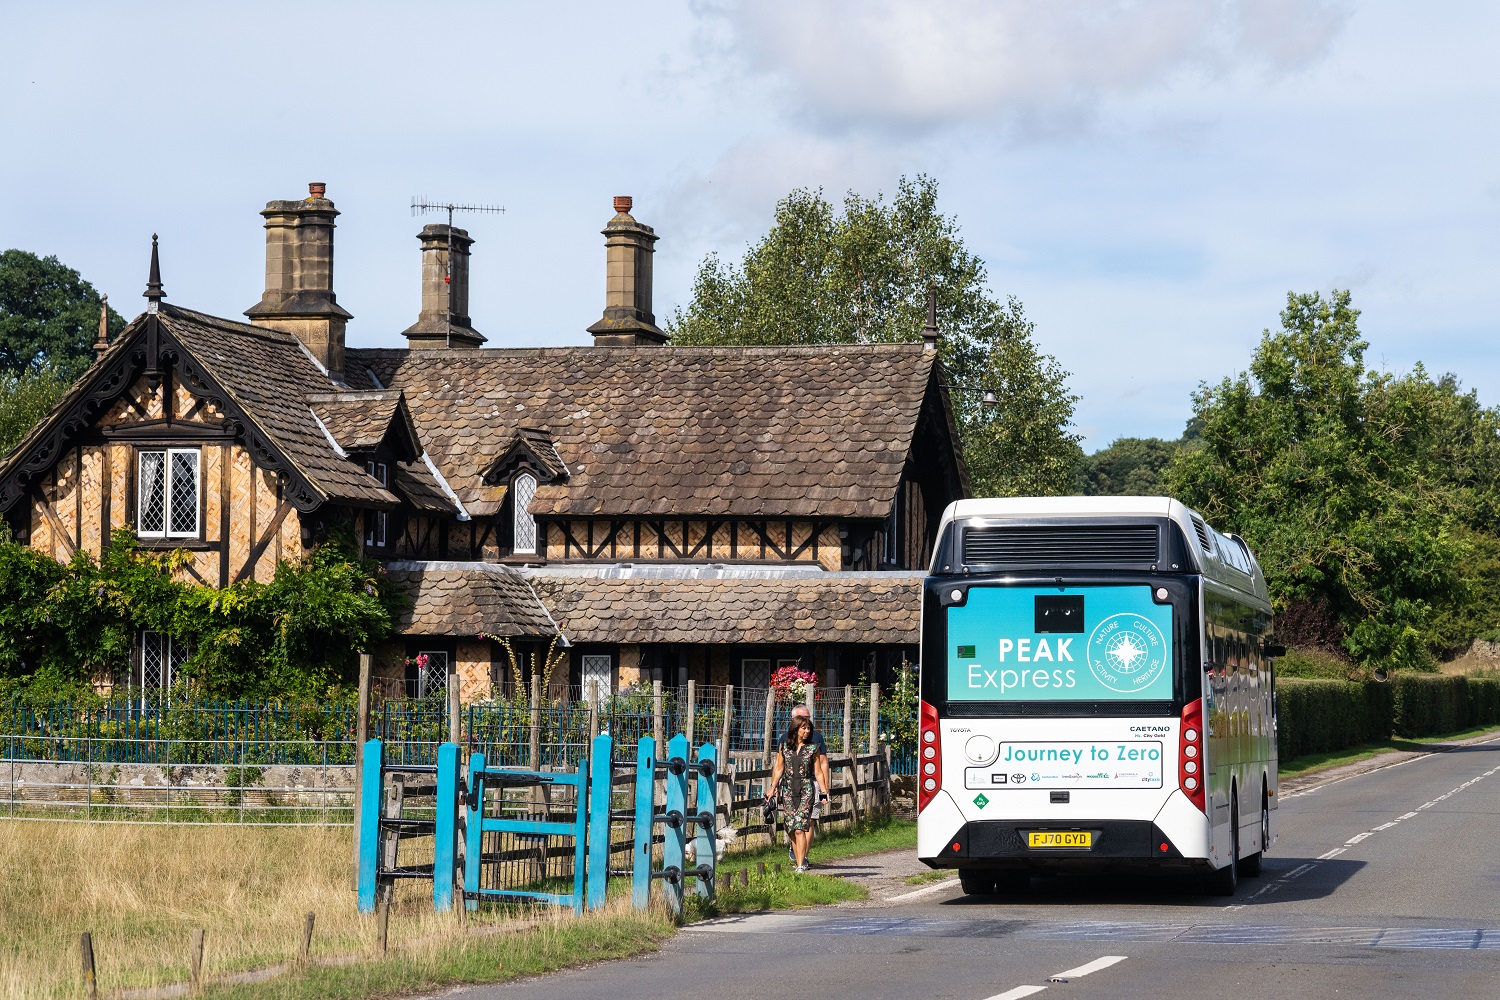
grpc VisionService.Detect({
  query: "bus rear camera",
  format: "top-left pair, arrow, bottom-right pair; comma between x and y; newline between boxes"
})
1034,595 -> 1084,633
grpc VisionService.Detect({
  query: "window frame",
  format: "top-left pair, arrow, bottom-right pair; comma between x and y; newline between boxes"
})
364,460 -> 390,549
140,629 -> 188,708
414,648 -> 450,699
580,653 -> 613,704
513,471 -> 539,555
137,447 -> 202,540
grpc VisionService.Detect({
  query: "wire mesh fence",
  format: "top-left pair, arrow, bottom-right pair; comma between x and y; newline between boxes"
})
0,683 -> 914,825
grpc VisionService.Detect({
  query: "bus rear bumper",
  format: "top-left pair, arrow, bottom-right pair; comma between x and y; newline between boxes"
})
921,819 -> 1208,872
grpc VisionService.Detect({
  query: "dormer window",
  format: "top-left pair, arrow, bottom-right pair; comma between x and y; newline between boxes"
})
137,448 -> 200,539
365,460 -> 389,548
513,472 -> 538,554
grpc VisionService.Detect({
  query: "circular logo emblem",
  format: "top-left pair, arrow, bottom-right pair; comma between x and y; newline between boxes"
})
1086,613 -> 1168,693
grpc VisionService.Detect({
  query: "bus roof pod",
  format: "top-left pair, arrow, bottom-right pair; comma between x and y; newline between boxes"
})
931,495 -> 1270,608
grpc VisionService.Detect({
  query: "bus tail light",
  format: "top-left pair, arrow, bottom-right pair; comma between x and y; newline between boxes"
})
918,700 -> 941,812
1180,698 -> 1206,813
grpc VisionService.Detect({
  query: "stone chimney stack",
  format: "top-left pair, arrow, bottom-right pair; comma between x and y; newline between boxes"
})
244,183 -> 353,376
402,224 -> 485,348
586,196 -> 666,346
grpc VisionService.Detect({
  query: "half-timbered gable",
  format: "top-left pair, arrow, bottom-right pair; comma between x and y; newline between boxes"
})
0,188 -> 970,701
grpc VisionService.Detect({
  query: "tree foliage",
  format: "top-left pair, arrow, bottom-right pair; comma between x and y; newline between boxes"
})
0,250 -> 129,458
0,526 -> 402,704
0,365 -> 75,458
668,176 -> 1082,496
0,249 -> 124,377
1081,436 -> 1185,496
1166,290 -> 1500,667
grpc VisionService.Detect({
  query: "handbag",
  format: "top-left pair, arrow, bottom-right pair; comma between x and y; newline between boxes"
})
763,787 -> 778,826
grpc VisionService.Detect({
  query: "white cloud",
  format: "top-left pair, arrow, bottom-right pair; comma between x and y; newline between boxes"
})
708,0 -> 1346,130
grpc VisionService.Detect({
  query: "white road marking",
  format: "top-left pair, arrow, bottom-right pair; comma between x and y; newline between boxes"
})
1050,955 -> 1127,978
1281,732 -> 1500,799
983,987 -> 1047,1000
1252,756 -> 1500,907
886,877 -> 958,902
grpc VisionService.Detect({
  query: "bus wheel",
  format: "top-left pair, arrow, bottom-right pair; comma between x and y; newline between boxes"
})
1206,801 -> 1240,896
959,869 -> 997,895
1238,796 -> 1268,877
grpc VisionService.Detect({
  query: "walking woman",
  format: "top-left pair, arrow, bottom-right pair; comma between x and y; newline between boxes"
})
767,714 -> 818,872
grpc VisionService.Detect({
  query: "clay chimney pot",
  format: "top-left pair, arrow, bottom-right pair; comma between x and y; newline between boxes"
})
613,195 -> 633,215
308,182 -> 327,199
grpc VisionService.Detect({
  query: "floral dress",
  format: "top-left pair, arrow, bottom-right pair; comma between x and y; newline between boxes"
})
776,742 -> 818,833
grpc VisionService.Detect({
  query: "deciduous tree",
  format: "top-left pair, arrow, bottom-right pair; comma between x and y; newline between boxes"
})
669,176 -> 1082,496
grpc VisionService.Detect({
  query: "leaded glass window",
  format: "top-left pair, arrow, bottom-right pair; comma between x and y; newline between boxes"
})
140,630 -> 187,707
137,449 -> 199,538
513,472 -> 538,554
581,654 -> 612,704
416,650 -> 450,699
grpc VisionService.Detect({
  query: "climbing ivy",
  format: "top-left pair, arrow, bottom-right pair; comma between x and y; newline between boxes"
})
0,525 -> 403,705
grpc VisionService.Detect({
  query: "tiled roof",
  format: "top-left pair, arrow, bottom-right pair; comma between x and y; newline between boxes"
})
387,561 -> 557,637
347,344 -> 937,520
526,571 -> 923,645
307,390 -> 416,456
393,461 -> 459,514
162,307 -> 398,508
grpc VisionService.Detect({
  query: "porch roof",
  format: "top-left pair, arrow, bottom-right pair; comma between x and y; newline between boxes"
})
526,570 -> 924,646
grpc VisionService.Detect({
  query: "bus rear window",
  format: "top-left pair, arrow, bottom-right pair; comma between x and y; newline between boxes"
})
947,585 -> 1174,702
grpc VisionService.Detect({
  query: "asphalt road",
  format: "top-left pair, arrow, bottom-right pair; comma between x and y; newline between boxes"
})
459,738 -> 1500,1000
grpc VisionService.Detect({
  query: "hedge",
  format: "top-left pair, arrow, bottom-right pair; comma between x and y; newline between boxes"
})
1277,675 -> 1500,760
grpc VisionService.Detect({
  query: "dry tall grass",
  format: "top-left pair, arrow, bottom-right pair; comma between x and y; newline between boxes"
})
0,820 -> 606,1000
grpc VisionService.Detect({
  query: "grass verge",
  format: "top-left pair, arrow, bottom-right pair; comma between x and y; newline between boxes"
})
717,815 -> 916,874
201,906 -> 673,1000
0,821 -> 672,1000
1280,723 -> 1500,778
677,815 -> 915,919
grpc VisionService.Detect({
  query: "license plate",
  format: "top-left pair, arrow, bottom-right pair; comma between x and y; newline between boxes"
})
1027,831 -> 1092,849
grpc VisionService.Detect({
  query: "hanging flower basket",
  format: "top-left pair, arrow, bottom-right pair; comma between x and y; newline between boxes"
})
770,665 -> 818,703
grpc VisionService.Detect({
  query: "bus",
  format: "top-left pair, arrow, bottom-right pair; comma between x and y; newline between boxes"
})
916,497 -> 1279,896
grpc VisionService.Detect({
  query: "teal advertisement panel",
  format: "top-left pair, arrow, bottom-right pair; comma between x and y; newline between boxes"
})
947,585 -> 1174,702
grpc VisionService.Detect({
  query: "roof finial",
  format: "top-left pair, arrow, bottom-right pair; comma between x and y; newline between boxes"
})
143,233 -> 164,315
921,281 -> 940,351
93,294 -> 110,357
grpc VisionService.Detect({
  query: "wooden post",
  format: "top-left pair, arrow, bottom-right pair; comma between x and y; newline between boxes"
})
804,683 -> 815,717
189,928 -> 205,993
588,693 -> 599,741
719,684 -> 734,760
80,932 -> 96,1000
884,744 -> 894,813
756,861 -> 766,877
447,678 -> 461,747
352,652 -> 372,890
382,773 -> 406,906
529,674 -> 542,772
868,682 -> 880,754
299,912 -> 315,964
376,892 -> 390,953
842,685 -> 853,756
761,688 -> 775,764
652,679 -> 664,746
685,679 -> 696,746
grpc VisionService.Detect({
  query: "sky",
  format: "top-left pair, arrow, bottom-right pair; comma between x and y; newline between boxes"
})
2,1 -> 1497,451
